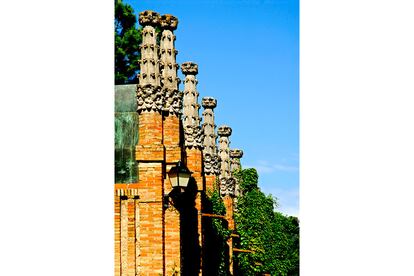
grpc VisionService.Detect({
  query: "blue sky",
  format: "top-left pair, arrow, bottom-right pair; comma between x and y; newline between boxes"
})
125,0 -> 299,216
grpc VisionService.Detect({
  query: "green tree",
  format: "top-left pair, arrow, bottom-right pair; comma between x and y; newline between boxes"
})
115,0 -> 142,84
233,168 -> 300,275
203,186 -> 232,276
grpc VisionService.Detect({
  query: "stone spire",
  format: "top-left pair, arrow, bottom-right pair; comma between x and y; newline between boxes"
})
159,14 -> 182,116
217,125 -> 232,178
136,10 -> 162,113
181,62 -> 203,149
230,149 -> 243,172
202,97 -> 220,175
230,149 -> 243,199
218,125 -> 235,196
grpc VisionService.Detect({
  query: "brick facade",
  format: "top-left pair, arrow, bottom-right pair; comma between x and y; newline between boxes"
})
114,10 -> 244,276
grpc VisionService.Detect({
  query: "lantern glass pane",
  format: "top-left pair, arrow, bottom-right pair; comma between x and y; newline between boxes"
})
169,172 -> 179,188
178,173 -> 191,188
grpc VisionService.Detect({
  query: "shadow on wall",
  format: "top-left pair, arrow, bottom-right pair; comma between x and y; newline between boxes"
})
179,177 -> 201,276
201,193 -> 230,276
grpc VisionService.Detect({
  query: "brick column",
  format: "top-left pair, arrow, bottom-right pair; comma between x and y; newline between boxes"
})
114,193 -> 121,276
160,14 -> 183,275
181,61 -> 204,275
135,10 -> 165,276
201,97 -> 220,192
115,189 -> 139,276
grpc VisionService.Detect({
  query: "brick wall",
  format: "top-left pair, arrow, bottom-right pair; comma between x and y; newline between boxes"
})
204,175 -> 217,194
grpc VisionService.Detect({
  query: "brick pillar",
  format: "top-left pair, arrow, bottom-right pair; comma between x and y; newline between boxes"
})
115,189 -> 139,276
115,194 -> 121,276
135,10 -> 166,276
160,14 -> 183,275
217,125 -> 236,275
181,61 -> 204,275
201,97 -> 220,192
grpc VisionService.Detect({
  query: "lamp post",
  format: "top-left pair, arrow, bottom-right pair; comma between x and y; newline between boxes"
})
164,161 -> 192,209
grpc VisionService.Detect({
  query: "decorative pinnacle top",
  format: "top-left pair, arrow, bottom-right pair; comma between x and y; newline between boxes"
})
202,97 -> 217,109
217,125 -> 232,137
139,10 -> 160,26
159,14 -> 178,30
181,62 -> 198,75
230,149 -> 243,159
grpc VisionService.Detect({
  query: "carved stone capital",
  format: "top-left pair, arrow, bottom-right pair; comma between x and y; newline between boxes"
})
230,149 -> 243,159
201,97 -> 217,109
220,177 -> 236,197
217,125 -> 232,137
203,152 -> 221,175
159,14 -> 178,30
163,88 -> 183,116
184,125 -> 204,149
181,62 -> 198,75
139,10 -> 160,26
136,84 -> 163,113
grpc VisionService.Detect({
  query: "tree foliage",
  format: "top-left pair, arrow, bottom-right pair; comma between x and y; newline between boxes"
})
234,168 -> 300,275
115,0 -> 142,84
203,187 -> 232,276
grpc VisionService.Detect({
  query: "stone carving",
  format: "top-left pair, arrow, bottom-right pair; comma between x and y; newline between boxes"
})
230,149 -> 243,201
217,125 -> 232,137
229,149 -> 243,159
181,62 -> 198,75
218,125 -> 232,179
182,61 -> 203,148
230,149 -> 243,172
163,88 -> 183,115
136,84 -> 163,113
184,125 -> 204,148
203,152 -> 220,175
201,97 -> 217,109
159,14 -> 178,30
220,177 -> 236,197
202,130 -> 217,154
139,10 -> 160,26
201,97 -> 219,175
137,11 -> 162,113
159,14 -> 181,116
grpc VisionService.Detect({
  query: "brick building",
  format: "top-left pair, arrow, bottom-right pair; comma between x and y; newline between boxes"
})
114,10 -> 244,276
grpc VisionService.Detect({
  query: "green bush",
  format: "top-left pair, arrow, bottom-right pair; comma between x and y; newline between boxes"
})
234,168 -> 299,275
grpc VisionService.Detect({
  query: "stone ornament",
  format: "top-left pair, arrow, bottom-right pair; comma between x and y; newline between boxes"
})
184,125 -> 204,149
202,96 -> 218,174
181,62 -> 198,75
201,97 -> 217,109
229,149 -> 243,159
159,13 -> 181,117
202,129 -> 217,151
136,84 -> 163,113
159,14 -> 178,30
230,149 -> 243,171
217,125 -> 232,137
220,177 -> 236,197
139,10 -> 160,26
218,125 -> 232,179
163,88 -> 183,115
203,152 -> 220,175
182,61 -> 202,147
137,10 -> 162,113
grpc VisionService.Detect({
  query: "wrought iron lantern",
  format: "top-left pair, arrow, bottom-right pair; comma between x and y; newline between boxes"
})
167,161 -> 192,190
